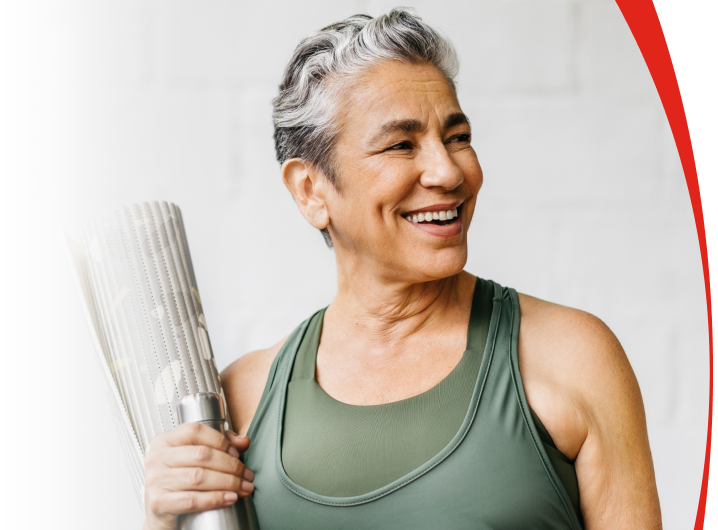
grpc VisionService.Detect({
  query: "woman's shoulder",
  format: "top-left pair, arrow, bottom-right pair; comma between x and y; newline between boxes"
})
517,292 -> 620,352
220,336 -> 288,436
516,292 -> 642,459
516,295 -> 660,524
516,292 -> 629,386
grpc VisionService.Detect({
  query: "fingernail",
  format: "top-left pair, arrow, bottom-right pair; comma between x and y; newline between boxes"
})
241,481 -> 255,493
228,446 -> 240,458
224,492 -> 238,503
242,467 -> 255,482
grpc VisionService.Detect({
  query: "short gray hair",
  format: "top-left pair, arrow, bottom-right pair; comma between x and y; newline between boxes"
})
273,9 -> 459,246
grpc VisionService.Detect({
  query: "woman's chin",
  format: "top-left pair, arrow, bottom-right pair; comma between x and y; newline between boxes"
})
406,247 -> 468,281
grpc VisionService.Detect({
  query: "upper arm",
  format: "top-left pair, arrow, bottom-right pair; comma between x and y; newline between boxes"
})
220,336 -> 288,436
518,294 -> 661,529
572,322 -> 661,528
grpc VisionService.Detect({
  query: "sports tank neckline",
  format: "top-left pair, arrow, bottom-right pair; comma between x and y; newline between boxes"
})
243,280 -> 584,529
272,278 -> 500,506
280,277 -> 494,496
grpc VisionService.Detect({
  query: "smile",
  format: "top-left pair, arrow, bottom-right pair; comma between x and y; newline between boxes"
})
403,206 -> 460,226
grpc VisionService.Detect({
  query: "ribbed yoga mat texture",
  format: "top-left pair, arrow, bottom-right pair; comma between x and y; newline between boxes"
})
67,201 -> 228,509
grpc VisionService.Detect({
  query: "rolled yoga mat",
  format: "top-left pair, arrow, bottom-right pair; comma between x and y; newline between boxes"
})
67,201 -> 236,512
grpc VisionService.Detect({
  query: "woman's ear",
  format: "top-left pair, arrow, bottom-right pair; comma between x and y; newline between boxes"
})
281,159 -> 331,230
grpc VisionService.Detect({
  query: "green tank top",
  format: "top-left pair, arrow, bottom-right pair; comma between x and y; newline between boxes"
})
282,276 -> 494,496
243,279 -> 584,529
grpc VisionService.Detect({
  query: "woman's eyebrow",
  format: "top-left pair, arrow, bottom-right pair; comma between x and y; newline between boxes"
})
369,118 -> 424,144
369,113 -> 470,145
444,112 -> 470,130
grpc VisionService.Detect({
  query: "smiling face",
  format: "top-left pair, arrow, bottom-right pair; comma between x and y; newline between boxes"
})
284,59 -> 483,285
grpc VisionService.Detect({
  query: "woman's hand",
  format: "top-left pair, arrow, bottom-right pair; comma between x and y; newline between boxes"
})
142,423 -> 255,530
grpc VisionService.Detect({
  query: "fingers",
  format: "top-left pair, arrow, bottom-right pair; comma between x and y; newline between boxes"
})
161,445 -> 244,477
144,424 -> 257,525
159,466 -> 243,493
225,431 -> 251,453
146,444 -> 255,495
154,465 -> 254,497
162,423 -> 232,453
148,489 -> 239,517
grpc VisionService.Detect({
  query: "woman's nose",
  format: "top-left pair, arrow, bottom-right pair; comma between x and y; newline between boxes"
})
418,143 -> 464,190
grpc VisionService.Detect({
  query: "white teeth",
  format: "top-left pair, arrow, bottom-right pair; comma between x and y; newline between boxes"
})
405,207 -> 461,224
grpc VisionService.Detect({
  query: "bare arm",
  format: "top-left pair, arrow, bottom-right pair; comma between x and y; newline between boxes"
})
518,294 -> 661,529
220,336 -> 287,436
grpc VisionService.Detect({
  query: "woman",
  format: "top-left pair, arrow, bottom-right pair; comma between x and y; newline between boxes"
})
144,10 -> 661,529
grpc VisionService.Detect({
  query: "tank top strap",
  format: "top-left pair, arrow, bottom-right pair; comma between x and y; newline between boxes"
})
294,278 -> 494,383
290,309 -> 325,382
465,277 -> 499,352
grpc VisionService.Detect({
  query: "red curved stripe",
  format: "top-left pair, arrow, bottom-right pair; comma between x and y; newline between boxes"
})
614,1 -> 713,528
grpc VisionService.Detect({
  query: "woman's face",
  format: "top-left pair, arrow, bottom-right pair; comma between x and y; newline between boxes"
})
324,60 -> 482,282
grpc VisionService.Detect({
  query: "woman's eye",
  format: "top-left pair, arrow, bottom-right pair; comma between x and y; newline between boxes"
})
387,141 -> 412,151
448,134 -> 471,144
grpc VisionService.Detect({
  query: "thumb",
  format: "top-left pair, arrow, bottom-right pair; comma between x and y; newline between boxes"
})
226,430 -> 251,453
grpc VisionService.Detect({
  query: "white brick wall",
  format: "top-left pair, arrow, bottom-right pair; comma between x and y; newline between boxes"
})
39,1 -> 708,528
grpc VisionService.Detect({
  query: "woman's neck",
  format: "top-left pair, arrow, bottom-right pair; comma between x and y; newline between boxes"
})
326,263 -> 475,353
317,266 -> 476,405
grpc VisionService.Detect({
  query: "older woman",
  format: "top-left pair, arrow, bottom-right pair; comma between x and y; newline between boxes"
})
143,10 -> 661,530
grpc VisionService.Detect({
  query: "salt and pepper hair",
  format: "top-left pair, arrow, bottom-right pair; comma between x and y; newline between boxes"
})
273,8 -> 459,246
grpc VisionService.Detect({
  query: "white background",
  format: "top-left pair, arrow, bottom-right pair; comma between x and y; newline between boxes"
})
0,1 -> 714,528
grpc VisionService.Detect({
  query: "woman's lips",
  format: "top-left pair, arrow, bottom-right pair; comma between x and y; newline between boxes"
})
401,202 -> 464,238
404,215 -> 463,238
402,202 -> 463,217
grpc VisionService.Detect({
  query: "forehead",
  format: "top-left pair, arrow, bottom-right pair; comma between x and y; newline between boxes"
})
336,60 -> 461,136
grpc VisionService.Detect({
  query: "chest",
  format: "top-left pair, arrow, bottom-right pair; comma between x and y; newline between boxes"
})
241,283 -> 582,530
245,346 -> 580,530
315,343 -> 466,405
242,296 -> 581,530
